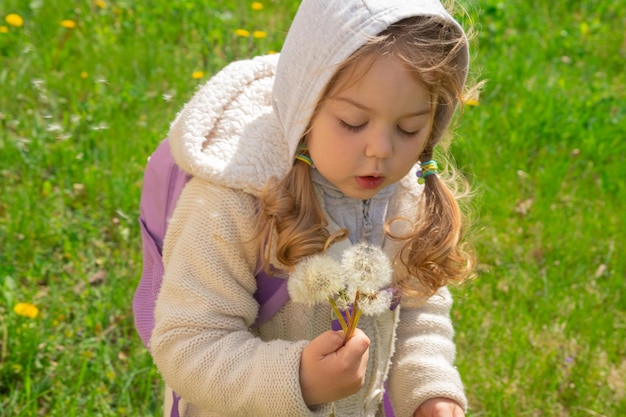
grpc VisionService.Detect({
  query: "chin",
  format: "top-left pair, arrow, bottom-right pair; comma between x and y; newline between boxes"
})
344,189 -> 380,200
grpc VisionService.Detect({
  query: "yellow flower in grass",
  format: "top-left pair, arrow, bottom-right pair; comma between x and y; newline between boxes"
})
251,2 -> 263,11
253,30 -> 267,39
14,302 -> 39,319
95,0 -> 107,9
61,19 -> 77,29
0,26 -> 8,33
80,71 -> 88,79
234,28 -> 250,37
191,71 -> 204,79
464,98 -> 479,107
5,13 -> 24,27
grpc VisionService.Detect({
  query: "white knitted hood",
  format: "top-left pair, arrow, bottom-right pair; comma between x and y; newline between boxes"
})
167,0 -> 468,195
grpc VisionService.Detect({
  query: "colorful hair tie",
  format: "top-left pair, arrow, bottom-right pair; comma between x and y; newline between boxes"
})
416,160 -> 438,184
295,145 -> 313,166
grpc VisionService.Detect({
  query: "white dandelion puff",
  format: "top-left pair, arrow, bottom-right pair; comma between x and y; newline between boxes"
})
358,290 -> 393,316
46,123 -> 63,132
341,243 -> 392,293
288,254 -> 343,306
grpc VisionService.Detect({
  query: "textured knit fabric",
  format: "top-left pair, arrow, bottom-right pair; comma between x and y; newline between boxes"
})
151,0 -> 469,416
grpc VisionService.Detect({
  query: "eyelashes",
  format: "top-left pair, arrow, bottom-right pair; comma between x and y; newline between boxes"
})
339,120 -> 420,137
340,120 -> 367,133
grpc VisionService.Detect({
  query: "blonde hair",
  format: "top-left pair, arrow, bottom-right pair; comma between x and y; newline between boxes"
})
256,14 -> 475,301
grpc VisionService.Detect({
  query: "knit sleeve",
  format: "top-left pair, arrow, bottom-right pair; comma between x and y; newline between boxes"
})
150,178 -> 325,417
387,287 -> 467,417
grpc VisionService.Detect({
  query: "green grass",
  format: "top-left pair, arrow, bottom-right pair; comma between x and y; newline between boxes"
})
1,0 -> 624,416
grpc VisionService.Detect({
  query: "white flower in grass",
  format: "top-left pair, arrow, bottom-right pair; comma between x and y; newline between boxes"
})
358,290 -> 393,316
341,243 -> 392,293
288,254 -> 343,306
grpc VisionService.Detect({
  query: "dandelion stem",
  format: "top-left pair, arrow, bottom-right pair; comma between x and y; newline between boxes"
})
344,291 -> 361,342
328,297 -> 347,333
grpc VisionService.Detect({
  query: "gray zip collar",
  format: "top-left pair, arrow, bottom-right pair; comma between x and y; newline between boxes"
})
311,169 -> 396,246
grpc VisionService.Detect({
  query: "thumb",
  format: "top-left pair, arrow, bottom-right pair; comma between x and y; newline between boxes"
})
343,328 -> 370,356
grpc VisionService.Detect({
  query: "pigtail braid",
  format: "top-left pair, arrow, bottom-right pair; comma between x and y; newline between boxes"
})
394,153 -> 475,302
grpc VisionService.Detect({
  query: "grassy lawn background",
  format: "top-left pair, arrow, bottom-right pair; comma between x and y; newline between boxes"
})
1,1 -> 624,416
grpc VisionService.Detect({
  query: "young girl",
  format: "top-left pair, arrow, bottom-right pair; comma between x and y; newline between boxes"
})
150,0 -> 475,416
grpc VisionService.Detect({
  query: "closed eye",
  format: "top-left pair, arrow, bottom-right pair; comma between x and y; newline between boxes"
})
340,120 -> 367,133
398,126 -> 421,137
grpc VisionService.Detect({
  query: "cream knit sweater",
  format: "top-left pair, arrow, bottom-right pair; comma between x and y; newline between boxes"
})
151,1 -> 469,415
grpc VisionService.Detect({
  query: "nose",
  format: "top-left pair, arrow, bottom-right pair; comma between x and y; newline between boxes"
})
364,128 -> 393,159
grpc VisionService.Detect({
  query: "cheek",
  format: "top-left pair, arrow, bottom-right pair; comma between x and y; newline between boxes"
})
307,121 -> 347,160
412,133 -> 430,158
399,136 -> 427,159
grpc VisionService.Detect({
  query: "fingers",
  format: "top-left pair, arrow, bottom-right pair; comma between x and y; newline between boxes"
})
335,328 -> 369,374
308,330 -> 346,358
344,328 -> 370,355
299,329 -> 371,406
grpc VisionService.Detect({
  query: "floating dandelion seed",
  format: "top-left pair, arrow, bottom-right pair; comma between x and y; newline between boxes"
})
251,2 -> 263,11
5,13 -> 24,27
253,30 -> 267,39
14,302 -> 39,318
234,29 -> 250,37
191,71 -> 204,79
61,19 -> 77,29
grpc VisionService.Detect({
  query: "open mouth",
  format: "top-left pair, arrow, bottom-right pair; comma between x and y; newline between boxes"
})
355,176 -> 385,189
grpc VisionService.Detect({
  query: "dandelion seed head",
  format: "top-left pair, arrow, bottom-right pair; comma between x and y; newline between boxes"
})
31,79 -> 45,89
288,254 -> 343,306
46,123 -> 63,133
90,121 -> 109,130
359,290 -> 392,316
341,243 -> 392,292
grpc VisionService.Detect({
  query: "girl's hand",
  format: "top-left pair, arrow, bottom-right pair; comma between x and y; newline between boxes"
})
299,329 -> 370,406
414,398 -> 465,417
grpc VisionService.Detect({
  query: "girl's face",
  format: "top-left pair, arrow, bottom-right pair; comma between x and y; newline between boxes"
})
307,56 -> 432,200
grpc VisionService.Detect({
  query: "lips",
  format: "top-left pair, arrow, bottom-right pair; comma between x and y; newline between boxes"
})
355,176 -> 385,189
